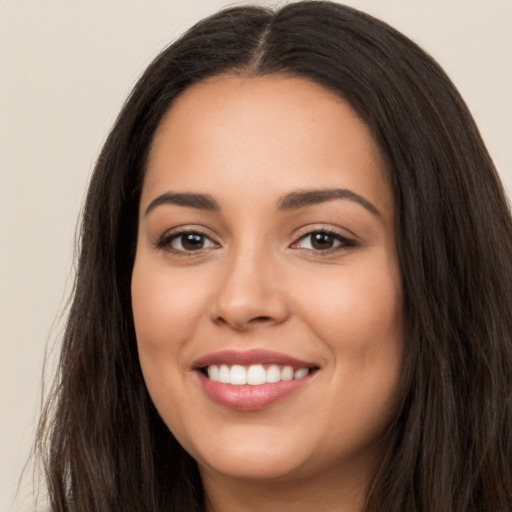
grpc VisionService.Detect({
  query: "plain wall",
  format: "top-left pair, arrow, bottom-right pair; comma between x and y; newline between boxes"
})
1,1 -> 510,510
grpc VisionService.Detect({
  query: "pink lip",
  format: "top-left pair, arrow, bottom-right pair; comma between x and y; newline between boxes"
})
193,349 -> 315,370
192,349 -> 318,411
197,372 -> 314,411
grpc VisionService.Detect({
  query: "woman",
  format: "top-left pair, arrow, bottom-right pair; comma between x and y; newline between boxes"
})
35,2 -> 512,511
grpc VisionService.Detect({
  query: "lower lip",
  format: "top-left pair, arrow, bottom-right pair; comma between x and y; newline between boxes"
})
197,371 -> 313,411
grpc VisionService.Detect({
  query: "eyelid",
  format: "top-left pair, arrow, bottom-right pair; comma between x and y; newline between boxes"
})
292,223 -> 358,240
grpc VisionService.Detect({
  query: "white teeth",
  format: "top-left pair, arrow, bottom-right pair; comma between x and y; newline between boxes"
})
247,364 -> 266,385
205,364 -> 311,385
230,365 -> 247,385
266,364 -> 281,383
294,368 -> 309,379
218,364 -> 230,384
207,365 -> 219,381
281,366 -> 294,381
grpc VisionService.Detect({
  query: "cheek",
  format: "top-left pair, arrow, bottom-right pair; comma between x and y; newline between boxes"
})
130,258 -> 210,408
131,259 -> 212,439
301,266 -> 403,449
296,255 -> 404,417
132,260 -> 207,350
297,257 -> 403,353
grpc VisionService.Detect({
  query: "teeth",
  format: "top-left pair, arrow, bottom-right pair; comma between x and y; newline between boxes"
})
266,364 -> 281,383
281,366 -> 294,381
230,365 -> 247,385
294,368 -> 309,379
207,365 -> 219,381
218,364 -> 230,384
206,364 -> 311,385
247,364 -> 266,385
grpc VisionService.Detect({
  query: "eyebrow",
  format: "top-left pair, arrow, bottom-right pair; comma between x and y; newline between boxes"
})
144,188 -> 381,218
145,192 -> 220,216
276,188 -> 381,217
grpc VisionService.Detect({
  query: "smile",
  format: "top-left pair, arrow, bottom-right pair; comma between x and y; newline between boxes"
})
205,364 -> 310,385
193,350 -> 319,410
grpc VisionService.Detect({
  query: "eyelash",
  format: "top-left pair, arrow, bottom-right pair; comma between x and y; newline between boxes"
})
155,228 -> 356,255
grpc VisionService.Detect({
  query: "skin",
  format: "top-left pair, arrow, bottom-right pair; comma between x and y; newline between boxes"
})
131,75 -> 404,512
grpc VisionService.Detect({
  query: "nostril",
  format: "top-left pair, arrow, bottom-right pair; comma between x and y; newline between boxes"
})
249,316 -> 273,324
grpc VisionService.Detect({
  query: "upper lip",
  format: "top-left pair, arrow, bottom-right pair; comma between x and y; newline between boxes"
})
192,349 -> 317,370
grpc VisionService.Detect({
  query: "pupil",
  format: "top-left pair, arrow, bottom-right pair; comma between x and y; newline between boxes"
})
311,232 -> 333,250
183,234 -> 203,250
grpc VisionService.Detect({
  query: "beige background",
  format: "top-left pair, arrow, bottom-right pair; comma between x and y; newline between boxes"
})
1,1 -> 510,510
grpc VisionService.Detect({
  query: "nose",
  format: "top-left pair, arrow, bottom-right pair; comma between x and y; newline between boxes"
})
209,245 -> 290,331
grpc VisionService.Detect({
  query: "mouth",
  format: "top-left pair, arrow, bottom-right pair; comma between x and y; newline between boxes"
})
201,364 -> 313,385
193,350 -> 319,410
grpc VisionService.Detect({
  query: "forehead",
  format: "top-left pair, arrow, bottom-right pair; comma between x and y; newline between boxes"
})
143,74 -> 393,218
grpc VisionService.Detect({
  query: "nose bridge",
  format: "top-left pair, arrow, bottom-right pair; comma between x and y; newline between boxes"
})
211,237 -> 288,329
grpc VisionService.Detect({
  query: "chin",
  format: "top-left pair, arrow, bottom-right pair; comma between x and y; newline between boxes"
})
186,430 -> 315,481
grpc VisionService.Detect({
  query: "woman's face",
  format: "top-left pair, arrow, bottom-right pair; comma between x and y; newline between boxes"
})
132,75 -> 403,486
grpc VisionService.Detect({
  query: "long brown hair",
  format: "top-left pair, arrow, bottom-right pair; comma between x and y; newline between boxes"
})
36,2 -> 512,511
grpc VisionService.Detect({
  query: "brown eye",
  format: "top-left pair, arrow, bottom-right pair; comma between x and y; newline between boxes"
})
180,233 -> 206,250
163,232 -> 217,252
310,232 -> 337,250
293,230 -> 355,252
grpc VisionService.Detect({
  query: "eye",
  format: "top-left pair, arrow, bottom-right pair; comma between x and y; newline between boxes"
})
292,230 -> 355,252
158,231 -> 218,252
